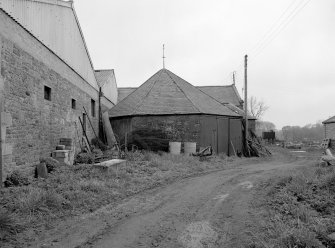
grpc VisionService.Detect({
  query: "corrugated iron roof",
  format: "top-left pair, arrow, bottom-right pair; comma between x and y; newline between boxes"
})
118,87 -> 137,102
95,69 -> 114,88
0,0 -> 99,89
323,115 -> 335,124
109,69 -> 241,118
95,69 -> 118,105
224,103 -> 256,120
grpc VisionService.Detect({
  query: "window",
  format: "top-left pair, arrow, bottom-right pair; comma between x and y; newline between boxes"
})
91,99 -> 96,117
71,99 -> 76,109
44,86 -> 51,101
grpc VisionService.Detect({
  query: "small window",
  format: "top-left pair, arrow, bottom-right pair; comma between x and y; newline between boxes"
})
44,86 -> 51,101
71,99 -> 76,109
91,99 -> 96,117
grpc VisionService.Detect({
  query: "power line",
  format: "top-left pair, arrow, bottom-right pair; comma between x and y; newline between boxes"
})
252,0 -> 312,59
248,0 -> 299,56
224,0 -> 312,85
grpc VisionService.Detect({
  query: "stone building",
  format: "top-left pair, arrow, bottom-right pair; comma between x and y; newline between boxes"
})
323,115 -> 335,139
109,68 -> 244,156
0,0 -> 117,180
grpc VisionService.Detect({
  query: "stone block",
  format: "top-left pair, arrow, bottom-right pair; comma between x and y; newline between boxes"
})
53,150 -> 69,158
2,143 -> 12,156
1,126 -> 6,141
56,145 -> 65,150
1,112 -> 12,127
93,159 -> 126,172
36,163 -> 48,179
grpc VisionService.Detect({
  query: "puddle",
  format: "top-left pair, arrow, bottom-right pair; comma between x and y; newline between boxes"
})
239,181 -> 253,189
213,194 -> 229,202
179,221 -> 218,248
290,151 -> 306,153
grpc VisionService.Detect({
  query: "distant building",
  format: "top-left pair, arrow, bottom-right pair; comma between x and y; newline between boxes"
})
0,0 -> 116,179
109,68 -> 244,156
323,116 -> 335,139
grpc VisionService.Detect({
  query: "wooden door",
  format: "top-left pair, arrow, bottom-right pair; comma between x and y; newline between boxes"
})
229,119 -> 243,156
200,116 -> 218,153
217,117 -> 229,155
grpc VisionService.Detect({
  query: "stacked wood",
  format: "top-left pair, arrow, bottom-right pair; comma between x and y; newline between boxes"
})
320,148 -> 335,166
246,130 -> 272,157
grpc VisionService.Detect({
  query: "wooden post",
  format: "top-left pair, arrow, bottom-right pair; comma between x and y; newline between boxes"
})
0,37 -> 3,186
83,106 -> 98,141
98,87 -> 105,143
244,55 -> 249,154
124,132 -> 128,152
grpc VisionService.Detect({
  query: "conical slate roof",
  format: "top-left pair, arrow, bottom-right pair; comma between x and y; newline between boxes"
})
108,69 -> 240,118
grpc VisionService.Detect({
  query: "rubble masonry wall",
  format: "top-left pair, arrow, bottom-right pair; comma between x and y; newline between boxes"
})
0,11 -> 105,179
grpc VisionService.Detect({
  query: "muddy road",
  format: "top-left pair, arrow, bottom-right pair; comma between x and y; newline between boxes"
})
36,153 -> 313,248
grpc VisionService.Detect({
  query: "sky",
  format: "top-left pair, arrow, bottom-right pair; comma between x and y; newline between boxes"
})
74,0 -> 335,129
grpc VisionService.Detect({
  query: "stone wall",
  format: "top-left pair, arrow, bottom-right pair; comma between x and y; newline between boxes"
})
0,11 -> 108,179
111,115 -> 202,149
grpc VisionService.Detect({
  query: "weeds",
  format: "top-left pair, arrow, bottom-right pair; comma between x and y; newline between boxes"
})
0,208 -> 16,237
0,150 -> 233,246
4,170 -> 30,187
252,163 -> 335,247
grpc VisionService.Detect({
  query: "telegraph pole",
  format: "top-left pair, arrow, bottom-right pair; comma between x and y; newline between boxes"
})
0,79 -> 3,187
244,55 -> 249,154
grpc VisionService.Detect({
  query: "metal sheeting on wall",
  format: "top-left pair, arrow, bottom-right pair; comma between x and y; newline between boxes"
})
0,0 -> 98,89
199,116 -> 242,156
199,116 -> 218,153
229,119 -> 242,156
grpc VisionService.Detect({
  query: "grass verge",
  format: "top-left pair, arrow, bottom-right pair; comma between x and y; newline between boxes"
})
250,162 -> 335,248
0,151 -> 238,247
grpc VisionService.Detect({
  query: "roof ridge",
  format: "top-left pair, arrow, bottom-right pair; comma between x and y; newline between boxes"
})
230,84 -> 243,102
0,8 -> 100,95
165,69 -> 238,116
95,69 -> 114,72
71,4 -> 98,88
115,70 -> 161,106
165,70 -> 202,114
197,85 -> 233,88
131,70 -> 164,115
19,0 -> 73,8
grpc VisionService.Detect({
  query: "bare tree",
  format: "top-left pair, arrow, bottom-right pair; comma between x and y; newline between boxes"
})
248,96 -> 269,119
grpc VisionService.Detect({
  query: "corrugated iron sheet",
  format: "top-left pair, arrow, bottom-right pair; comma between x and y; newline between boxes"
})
95,69 -> 118,105
0,0 -> 98,89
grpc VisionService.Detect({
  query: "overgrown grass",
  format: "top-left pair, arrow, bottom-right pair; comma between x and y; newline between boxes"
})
0,150 -> 236,246
251,164 -> 335,248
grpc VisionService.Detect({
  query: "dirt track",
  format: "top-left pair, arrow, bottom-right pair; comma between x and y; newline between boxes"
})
35,152 -> 313,248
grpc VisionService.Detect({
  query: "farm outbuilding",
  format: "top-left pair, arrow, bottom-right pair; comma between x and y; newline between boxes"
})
117,80 -> 256,133
109,69 -> 244,156
323,115 -> 335,139
0,0 -> 116,180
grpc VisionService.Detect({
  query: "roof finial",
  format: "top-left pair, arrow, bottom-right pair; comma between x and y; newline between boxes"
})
162,44 -> 166,69
232,71 -> 236,85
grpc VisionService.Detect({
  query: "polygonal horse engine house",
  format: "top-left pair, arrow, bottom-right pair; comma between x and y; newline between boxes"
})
109,69 -> 244,156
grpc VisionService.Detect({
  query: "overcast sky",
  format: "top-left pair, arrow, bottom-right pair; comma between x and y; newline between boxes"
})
74,0 -> 335,129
